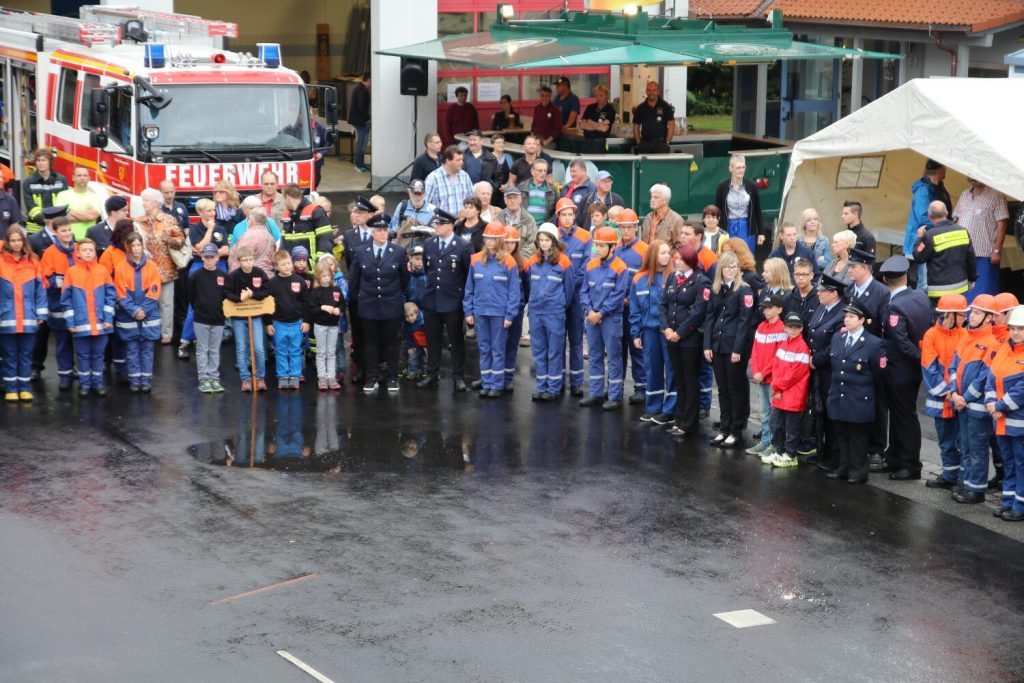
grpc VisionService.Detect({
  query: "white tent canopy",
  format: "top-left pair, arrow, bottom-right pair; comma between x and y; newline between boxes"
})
781,78 -> 1024,266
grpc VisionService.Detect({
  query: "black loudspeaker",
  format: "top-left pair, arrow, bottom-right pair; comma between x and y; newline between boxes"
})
399,57 -> 428,96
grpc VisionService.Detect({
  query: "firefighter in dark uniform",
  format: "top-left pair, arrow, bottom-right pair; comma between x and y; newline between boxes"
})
807,273 -> 847,471
845,247 -> 890,465
347,214 -> 410,395
22,148 -> 68,233
877,254 -> 933,480
631,81 -> 676,154
280,183 -> 333,263
825,300 -> 887,484
340,195 -> 376,384
417,208 -> 473,393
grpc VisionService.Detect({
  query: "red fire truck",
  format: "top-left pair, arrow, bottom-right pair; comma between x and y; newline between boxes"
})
0,5 -> 337,213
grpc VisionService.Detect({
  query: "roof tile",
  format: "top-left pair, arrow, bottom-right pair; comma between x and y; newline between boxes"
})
767,0 -> 1024,32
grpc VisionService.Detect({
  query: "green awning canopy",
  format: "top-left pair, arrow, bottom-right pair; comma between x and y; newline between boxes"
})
377,10 -> 900,69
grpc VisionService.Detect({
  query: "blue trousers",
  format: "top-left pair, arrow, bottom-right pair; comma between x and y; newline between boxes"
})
111,334 -> 127,380
355,122 -> 371,169
757,382 -> 774,446
640,328 -> 675,415
503,311 -> 524,386
273,320 -> 303,378
960,412 -> 993,493
700,357 -> 713,410
529,310 -> 565,394
53,328 -> 75,382
621,310 -> 646,397
1,333 -> 34,392
586,313 -> 623,400
182,260 -> 227,343
75,335 -> 108,389
996,435 -> 1024,514
727,217 -> 756,255
934,415 -> 963,484
566,299 -> 585,389
967,256 -> 999,301
125,338 -> 156,387
476,315 -> 508,391
231,318 -> 266,380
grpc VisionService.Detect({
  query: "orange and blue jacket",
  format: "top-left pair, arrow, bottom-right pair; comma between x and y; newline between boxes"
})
949,324 -> 999,419
984,339 -> 1024,436
921,322 -> 965,418
463,252 -> 521,321
0,252 -> 47,334
524,252 -> 575,314
60,259 -> 116,337
99,245 -> 126,276
39,241 -> 79,331
113,256 -> 162,342
580,255 -> 629,318
559,225 -> 592,290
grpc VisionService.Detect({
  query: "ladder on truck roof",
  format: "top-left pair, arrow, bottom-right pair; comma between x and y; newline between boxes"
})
80,5 -> 238,45
0,7 -> 122,47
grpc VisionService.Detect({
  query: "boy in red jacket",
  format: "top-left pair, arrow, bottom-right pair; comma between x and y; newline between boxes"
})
769,311 -> 812,468
747,293 -> 786,459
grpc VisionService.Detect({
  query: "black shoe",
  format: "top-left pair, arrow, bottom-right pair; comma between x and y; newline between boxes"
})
710,433 -> 727,446
94,386 -> 108,397
699,408 -> 711,419
453,378 -> 467,392
888,469 -> 921,481
988,476 -> 1003,491
471,379 -> 483,391
30,369 -> 41,382
711,420 -> 721,430
478,388 -> 489,397
953,490 -> 985,504
867,453 -> 887,470
532,392 -> 544,402
925,477 -> 956,490
628,393 -> 644,405
177,344 -> 190,360
387,379 -> 399,393
487,390 -> 502,398
362,380 -> 379,394
640,413 -> 657,422
59,380 -> 72,392
579,395 -> 605,407
141,384 -> 151,393
417,376 -> 439,389
352,370 -> 365,385
570,387 -> 584,397
994,507 -> 1011,518
540,393 -> 557,401
1000,509 -> 1024,522
79,387 -> 90,397
503,385 -> 514,393
652,414 -> 675,426
602,399 -> 621,410
752,431 -> 762,441
825,470 -> 848,480
129,384 -> 141,394
805,454 -> 820,466
847,477 -> 868,484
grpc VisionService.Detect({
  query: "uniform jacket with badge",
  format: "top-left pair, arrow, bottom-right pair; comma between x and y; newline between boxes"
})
826,329 -> 886,423
113,256 -> 162,342
615,239 -> 648,283
915,219 -> 977,297
349,242 -> 410,320
703,281 -> 756,355
920,322 -> 965,418
560,226 -> 593,295
422,234 -> 473,314
881,287 -> 932,385
846,278 -> 889,336
659,269 -> 711,348
61,259 -> 116,337
770,334 -> 811,412
629,270 -> 665,337
341,226 -> 373,271
463,252 -> 520,321
580,255 -> 629,319
807,301 -> 846,402
524,252 -> 575,315
949,325 -> 999,418
984,340 -> 1024,436
0,251 -> 47,333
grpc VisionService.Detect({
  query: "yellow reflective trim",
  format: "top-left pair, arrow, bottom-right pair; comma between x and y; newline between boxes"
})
932,229 -> 970,252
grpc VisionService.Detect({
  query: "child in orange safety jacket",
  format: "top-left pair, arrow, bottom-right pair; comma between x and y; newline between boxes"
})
112,232 -> 162,393
984,304 -> 1024,521
0,226 -> 47,401
767,311 -> 811,468
920,294 -> 968,490
61,238 -> 116,396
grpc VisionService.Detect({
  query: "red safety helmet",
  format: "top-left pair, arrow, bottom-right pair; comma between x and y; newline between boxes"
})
482,221 -> 507,239
593,226 -> 620,245
504,227 -> 520,242
994,292 -> 1020,312
935,293 -> 969,314
971,294 -> 998,314
616,208 -> 639,225
555,197 -> 576,215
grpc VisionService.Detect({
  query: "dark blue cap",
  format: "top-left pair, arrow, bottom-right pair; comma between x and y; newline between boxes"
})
848,248 -> 875,266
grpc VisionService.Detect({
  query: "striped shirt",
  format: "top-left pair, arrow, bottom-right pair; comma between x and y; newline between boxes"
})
526,182 -> 548,223
424,167 -> 474,217
952,185 -> 1008,256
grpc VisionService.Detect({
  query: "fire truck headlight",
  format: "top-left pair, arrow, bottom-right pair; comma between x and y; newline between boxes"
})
142,125 -> 161,141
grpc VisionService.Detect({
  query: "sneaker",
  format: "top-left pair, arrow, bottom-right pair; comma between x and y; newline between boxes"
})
198,380 -> 213,393
328,378 -> 341,391
318,378 -> 329,391
746,442 -> 769,456
652,413 -> 675,426
4,392 -> 17,402
278,378 -> 291,391
211,379 -> 225,393
177,343 -> 190,360
387,379 -> 399,393
256,379 -> 268,392
640,413 -> 657,422
363,379 -> 379,394
241,379 -> 253,392
18,391 -> 32,402
796,442 -> 817,456
772,453 -> 799,468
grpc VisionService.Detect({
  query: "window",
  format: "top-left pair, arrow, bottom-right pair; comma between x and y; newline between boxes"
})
57,68 -> 78,126
108,86 -> 133,152
836,156 -> 884,189
79,73 -> 100,131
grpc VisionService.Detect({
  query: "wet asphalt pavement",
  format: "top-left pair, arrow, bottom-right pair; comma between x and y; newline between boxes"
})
2,345 -> 1024,683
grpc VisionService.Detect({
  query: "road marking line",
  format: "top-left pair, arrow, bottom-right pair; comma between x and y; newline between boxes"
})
713,609 -> 776,628
277,650 -> 335,683
209,572 -> 320,605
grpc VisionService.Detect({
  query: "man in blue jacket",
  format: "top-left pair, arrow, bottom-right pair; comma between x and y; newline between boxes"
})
904,159 -> 952,291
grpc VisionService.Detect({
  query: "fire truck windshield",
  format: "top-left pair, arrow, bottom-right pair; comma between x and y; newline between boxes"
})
139,84 -> 312,157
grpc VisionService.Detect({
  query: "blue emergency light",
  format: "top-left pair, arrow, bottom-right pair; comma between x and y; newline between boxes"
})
144,43 -> 166,68
258,43 -> 281,68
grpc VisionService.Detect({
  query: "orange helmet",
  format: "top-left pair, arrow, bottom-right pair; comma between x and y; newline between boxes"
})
555,197 -> 576,215
482,221 -> 507,239
616,208 -> 640,225
935,293 -> 969,314
994,292 -> 1020,312
504,227 -> 520,242
971,294 -> 998,314
593,226 -> 620,245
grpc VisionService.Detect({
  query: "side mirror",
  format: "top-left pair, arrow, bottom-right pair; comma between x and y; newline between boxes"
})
88,88 -> 111,129
89,130 -> 109,149
322,86 -> 338,126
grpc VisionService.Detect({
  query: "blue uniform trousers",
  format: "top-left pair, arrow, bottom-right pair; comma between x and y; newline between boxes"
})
566,300 -> 585,389
503,311 -> 524,387
727,217 -> 755,255
110,334 -> 127,381
996,435 -> 1024,514
476,315 -> 508,391
529,310 -> 565,395
966,256 -> 999,301
54,329 -> 75,382
960,412 -> 993,493
640,328 -> 675,415
700,357 -> 713,410
586,313 -> 623,400
1,333 -> 35,392
76,336 -> 108,389
934,416 -> 963,484
273,320 -> 304,379
621,310 -> 646,397
125,339 -> 155,387
231,318 -> 266,381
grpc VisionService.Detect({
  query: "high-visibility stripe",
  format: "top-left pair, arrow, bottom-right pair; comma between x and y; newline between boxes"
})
932,229 -> 971,251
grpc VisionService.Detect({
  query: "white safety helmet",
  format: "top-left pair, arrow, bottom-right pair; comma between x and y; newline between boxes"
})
537,222 -> 560,241
1005,305 -> 1024,328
